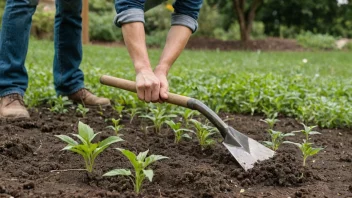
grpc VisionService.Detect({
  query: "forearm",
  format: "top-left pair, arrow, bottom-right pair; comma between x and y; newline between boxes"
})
154,25 -> 192,75
121,22 -> 152,73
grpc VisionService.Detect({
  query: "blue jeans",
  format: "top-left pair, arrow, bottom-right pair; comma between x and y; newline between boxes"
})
0,0 -> 84,97
114,0 -> 203,33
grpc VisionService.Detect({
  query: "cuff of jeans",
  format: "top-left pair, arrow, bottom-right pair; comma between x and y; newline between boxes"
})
171,13 -> 198,33
114,8 -> 145,27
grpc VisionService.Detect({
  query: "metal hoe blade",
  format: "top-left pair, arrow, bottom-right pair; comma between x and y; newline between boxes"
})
223,127 -> 275,171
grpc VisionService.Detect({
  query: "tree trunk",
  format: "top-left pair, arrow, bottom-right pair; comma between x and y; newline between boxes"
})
233,0 -> 262,42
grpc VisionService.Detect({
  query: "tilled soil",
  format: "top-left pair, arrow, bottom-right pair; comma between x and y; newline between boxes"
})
0,106 -> 351,198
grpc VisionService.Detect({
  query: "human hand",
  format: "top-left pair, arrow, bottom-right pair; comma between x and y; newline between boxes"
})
154,69 -> 169,101
136,69 -> 161,103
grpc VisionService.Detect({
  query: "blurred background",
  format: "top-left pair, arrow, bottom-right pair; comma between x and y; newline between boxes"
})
0,0 -> 351,51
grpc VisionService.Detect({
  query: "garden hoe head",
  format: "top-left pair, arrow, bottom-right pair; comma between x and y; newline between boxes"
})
100,75 -> 275,171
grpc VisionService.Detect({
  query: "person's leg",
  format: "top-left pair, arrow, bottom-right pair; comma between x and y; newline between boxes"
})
0,0 -> 37,118
54,0 -> 110,106
0,0 -> 38,97
53,0 -> 84,96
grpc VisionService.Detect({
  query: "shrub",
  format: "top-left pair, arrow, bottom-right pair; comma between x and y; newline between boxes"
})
31,5 -> 55,39
297,32 -> 336,50
89,11 -> 123,42
343,41 -> 352,51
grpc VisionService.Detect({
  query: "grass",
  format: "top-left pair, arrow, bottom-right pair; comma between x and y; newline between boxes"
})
25,39 -> 352,128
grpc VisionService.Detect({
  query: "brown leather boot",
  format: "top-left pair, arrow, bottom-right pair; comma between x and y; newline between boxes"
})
68,88 -> 111,106
0,94 -> 30,118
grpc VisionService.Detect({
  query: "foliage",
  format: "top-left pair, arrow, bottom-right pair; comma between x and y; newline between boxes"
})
76,104 -> 89,118
89,12 -> 123,42
25,39 -> 352,129
343,42 -> 352,51
292,123 -> 321,141
55,121 -> 123,172
259,0 -> 352,38
285,140 -> 323,166
31,5 -> 55,39
113,104 -> 124,118
106,118 -> 124,136
49,96 -> 72,114
139,105 -> 177,133
103,149 -> 168,194
260,115 -> 279,130
165,120 -> 193,143
263,129 -> 295,151
297,32 -> 336,50
190,119 -> 216,149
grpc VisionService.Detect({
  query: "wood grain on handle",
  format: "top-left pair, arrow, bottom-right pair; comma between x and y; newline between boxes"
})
100,75 -> 191,108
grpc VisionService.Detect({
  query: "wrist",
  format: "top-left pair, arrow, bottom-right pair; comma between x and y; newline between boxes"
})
154,65 -> 170,76
134,62 -> 153,74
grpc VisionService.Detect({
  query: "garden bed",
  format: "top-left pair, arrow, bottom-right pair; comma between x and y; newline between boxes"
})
0,105 -> 351,198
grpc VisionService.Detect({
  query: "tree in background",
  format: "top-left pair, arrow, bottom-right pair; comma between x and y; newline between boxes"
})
208,0 -> 264,42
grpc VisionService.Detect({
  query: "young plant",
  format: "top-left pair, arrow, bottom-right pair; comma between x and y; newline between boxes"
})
113,104 -> 125,118
129,103 -> 142,124
181,109 -> 199,127
263,129 -> 295,151
106,118 -> 124,136
293,123 -> 321,141
139,106 -> 177,133
285,140 -> 323,166
50,96 -> 72,114
55,121 -> 123,172
76,104 -> 89,117
165,120 -> 193,144
260,117 -> 279,130
190,119 -> 217,149
103,149 -> 168,194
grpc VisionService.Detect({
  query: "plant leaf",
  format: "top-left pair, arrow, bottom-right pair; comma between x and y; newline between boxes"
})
143,169 -> 154,182
78,121 -> 95,143
98,136 -> 124,148
72,134 -> 88,145
309,147 -> 323,156
283,141 -> 302,148
55,135 -> 79,146
117,148 -> 139,170
309,131 -> 321,135
182,133 -> 192,139
103,169 -> 132,177
144,155 -> 168,167
136,150 -> 149,162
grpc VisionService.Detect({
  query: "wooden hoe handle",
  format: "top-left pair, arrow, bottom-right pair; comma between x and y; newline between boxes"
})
100,75 -> 191,108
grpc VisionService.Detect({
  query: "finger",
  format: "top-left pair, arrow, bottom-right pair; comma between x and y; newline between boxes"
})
151,81 -> 160,102
160,84 -> 169,100
136,82 -> 145,101
144,82 -> 152,102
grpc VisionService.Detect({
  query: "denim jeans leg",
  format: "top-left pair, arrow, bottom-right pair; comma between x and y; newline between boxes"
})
0,0 -> 37,97
54,0 -> 85,96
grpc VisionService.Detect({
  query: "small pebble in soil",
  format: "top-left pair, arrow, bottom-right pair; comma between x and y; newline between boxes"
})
23,182 -> 35,190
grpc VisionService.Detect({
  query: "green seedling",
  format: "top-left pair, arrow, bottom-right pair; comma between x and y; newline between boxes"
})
50,96 -> 72,114
190,119 -> 216,149
260,117 -> 279,130
263,129 -> 295,151
97,105 -> 104,116
285,140 -> 323,166
76,104 -> 89,117
181,109 -> 200,127
55,121 -> 123,172
103,149 -> 168,194
106,118 -> 124,136
129,103 -> 142,124
165,120 -> 193,144
139,106 -> 177,133
113,104 -> 125,118
293,123 -> 321,141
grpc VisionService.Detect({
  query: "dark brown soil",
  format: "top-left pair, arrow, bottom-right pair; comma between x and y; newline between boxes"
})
0,106 -> 351,198
91,37 -> 306,51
